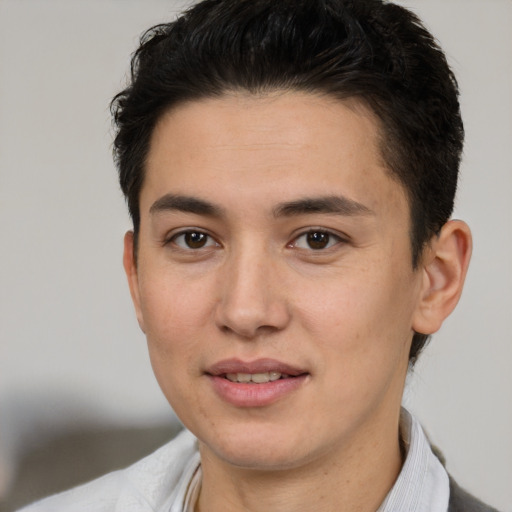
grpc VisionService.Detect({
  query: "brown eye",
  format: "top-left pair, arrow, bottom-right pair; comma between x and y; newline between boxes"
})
306,231 -> 330,250
184,232 -> 207,248
292,230 -> 342,251
172,231 -> 218,250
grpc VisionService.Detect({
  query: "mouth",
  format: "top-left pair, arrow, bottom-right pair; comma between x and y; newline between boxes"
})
205,359 -> 308,407
206,358 -> 307,380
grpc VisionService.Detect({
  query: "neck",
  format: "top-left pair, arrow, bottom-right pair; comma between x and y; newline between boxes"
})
196,409 -> 403,512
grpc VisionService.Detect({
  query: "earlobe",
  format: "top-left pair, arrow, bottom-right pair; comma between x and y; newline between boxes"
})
412,220 -> 472,335
123,231 -> 146,333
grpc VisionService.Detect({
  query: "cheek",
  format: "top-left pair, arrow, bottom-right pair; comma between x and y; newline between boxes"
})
138,269 -> 217,366
137,272 -> 217,419
295,267 -> 416,417
295,262 -> 418,359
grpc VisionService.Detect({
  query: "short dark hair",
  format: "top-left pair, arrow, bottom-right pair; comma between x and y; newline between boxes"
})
111,0 -> 464,364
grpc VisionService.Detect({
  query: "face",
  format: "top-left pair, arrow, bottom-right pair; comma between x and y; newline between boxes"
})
125,92 -> 427,472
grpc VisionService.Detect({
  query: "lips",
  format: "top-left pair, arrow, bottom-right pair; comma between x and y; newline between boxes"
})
206,358 -> 309,407
206,358 -> 307,378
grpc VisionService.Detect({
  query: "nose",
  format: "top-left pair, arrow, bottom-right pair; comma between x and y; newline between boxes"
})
215,245 -> 291,339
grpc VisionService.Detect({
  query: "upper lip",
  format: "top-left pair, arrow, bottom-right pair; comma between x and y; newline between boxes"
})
206,358 -> 307,376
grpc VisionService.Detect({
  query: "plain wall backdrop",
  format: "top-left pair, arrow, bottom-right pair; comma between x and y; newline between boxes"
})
1,0 -> 511,510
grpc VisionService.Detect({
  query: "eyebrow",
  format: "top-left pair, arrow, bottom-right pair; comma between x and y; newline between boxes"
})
149,193 -> 374,219
273,195 -> 374,218
149,194 -> 224,217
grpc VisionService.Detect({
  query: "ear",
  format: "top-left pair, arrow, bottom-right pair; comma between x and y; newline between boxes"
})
412,220 -> 472,335
123,231 -> 146,333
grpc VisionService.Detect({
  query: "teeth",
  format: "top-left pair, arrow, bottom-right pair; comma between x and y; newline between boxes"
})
251,373 -> 272,383
225,372 -> 284,383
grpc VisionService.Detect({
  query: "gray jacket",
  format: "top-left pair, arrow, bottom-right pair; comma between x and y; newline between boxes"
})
449,477 -> 501,512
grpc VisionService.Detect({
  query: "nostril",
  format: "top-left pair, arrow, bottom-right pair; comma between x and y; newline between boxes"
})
218,322 -> 280,339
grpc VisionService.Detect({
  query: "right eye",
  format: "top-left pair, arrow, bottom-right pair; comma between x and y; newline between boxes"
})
170,230 -> 219,250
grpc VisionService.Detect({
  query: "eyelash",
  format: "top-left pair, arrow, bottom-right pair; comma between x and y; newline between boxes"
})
165,228 -> 346,252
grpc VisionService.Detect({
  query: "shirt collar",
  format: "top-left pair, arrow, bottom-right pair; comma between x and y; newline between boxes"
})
377,408 -> 449,512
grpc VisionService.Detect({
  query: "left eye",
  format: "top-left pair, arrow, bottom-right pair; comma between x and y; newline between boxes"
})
292,231 -> 342,250
171,231 -> 218,249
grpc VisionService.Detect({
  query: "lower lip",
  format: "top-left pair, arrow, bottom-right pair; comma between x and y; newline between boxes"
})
208,375 -> 308,407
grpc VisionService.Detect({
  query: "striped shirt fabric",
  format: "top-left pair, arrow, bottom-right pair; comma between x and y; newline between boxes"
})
377,408 -> 449,512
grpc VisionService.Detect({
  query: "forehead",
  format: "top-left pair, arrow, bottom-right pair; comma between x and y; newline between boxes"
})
150,92 -> 382,158
143,92 -> 408,222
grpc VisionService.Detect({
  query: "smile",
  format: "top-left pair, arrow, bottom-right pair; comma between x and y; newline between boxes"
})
206,359 -> 308,407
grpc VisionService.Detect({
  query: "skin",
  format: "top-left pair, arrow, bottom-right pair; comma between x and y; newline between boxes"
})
124,92 -> 472,512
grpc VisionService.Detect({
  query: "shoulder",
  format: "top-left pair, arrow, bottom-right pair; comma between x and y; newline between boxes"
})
16,429 -> 199,512
448,476 -> 502,512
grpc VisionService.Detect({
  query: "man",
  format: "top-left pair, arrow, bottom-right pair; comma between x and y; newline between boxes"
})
19,0 -> 500,511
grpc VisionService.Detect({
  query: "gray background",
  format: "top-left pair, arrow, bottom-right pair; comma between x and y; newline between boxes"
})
1,1 -> 510,510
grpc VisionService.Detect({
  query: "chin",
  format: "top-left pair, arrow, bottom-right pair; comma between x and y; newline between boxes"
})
210,444 -> 306,471
197,423 -> 320,472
